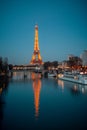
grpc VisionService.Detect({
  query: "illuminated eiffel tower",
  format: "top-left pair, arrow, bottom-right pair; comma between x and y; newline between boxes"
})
30,25 -> 43,65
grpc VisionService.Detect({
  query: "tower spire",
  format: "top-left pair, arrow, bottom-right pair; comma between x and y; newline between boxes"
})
30,25 -> 43,65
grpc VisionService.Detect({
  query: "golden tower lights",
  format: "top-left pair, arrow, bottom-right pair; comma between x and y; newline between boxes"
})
30,25 -> 43,65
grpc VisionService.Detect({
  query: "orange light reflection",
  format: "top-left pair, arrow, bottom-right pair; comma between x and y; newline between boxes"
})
58,80 -> 64,91
31,72 -> 41,118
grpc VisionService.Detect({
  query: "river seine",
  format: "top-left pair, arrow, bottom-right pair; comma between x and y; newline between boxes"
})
0,71 -> 87,130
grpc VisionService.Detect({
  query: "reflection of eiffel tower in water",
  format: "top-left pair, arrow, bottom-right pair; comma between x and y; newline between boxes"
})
31,73 -> 41,118
30,25 -> 43,65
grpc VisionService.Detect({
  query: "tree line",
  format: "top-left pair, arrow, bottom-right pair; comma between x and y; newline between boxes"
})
0,57 -> 13,74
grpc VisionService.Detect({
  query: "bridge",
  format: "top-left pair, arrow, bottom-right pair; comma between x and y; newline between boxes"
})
13,65 -> 43,71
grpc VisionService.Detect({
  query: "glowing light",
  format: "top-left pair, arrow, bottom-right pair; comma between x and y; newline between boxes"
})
30,25 -> 43,65
80,72 -> 84,74
58,74 -> 64,78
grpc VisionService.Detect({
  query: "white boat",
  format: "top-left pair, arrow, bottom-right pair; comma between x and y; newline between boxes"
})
58,72 -> 87,85
48,72 -> 57,77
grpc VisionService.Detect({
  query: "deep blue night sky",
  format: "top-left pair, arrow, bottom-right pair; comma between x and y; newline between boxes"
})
0,0 -> 87,65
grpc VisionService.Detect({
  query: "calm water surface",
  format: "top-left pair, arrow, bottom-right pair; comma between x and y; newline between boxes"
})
0,71 -> 87,130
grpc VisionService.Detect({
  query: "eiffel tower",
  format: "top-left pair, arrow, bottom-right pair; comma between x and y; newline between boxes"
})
30,25 -> 43,65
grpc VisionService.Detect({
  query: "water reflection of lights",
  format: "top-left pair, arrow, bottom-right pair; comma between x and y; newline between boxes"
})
73,85 -> 78,91
81,85 -> 87,94
58,80 -> 64,90
71,84 -> 87,94
31,72 -> 41,118
12,71 -> 42,118
12,71 -> 31,80
0,87 -> 3,94
13,72 -> 17,76
58,79 -> 87,94
82,87 -> 85,93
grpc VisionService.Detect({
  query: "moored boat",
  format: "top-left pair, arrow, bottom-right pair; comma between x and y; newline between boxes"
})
48,73 -> 56,77
58,72 -> 87,85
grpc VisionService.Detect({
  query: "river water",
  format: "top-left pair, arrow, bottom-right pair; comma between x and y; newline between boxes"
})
0,71 -> 87,130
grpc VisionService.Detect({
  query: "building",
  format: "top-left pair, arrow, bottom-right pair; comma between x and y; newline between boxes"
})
81,50 -> 87,66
